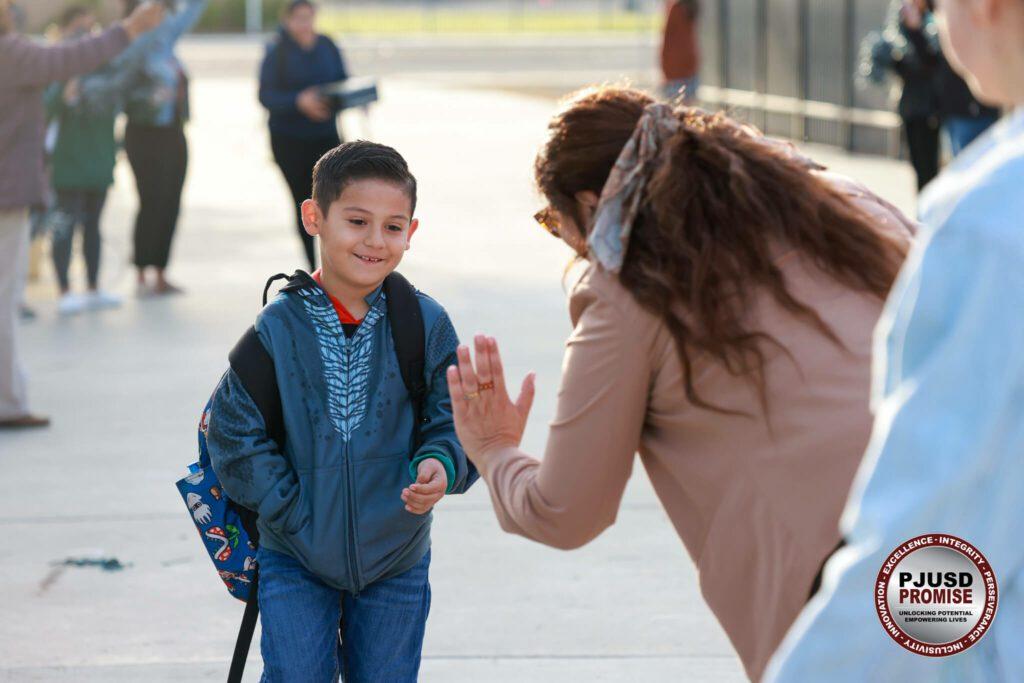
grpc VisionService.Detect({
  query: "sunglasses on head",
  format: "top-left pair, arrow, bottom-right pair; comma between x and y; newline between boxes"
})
533,207 -> 561,238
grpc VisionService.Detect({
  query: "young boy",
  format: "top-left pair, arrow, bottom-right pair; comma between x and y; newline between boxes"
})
206,141 -> 474,681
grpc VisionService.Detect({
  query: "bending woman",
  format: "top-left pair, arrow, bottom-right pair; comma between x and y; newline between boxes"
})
447,86 -> 916,680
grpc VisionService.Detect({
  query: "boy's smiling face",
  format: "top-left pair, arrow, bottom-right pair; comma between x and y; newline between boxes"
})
302,178 -> 419,294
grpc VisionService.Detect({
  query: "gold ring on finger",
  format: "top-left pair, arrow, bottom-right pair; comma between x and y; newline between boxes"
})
465,391 -> 480,400
478,381 -> 495,391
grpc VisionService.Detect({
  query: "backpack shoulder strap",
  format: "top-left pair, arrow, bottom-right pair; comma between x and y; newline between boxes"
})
228,326 -> 285,450
227,569 -> 260,683
383,272 -> 428,443
237,269 -> 317,446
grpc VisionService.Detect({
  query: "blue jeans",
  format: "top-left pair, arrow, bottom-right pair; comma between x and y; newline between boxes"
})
945,114 -> 999,156
257,547 -> 431,683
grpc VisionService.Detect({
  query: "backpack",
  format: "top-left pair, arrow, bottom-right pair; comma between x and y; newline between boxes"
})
175,270 -> 427,683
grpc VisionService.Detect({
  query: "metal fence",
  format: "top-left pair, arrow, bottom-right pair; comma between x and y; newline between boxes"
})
698,0 -> 900,156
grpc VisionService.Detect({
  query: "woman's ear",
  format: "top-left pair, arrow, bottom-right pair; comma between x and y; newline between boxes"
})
574,190 -> 600,208
573,190 -> 600,235
301,199 -> 322,237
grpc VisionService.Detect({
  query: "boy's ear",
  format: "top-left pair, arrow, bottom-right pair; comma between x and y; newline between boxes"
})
405,218 -> 420,250
301,199 -> 322,237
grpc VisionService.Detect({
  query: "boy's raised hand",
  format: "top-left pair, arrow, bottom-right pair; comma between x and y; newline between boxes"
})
401,458 -> 448,515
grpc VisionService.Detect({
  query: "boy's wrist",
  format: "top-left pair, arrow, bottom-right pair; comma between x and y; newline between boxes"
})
409,452 -> 456,494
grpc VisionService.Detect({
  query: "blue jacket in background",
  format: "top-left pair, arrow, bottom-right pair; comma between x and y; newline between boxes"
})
259,28 -> 348,140
205,280 -> 475,592
78,0 -> 207,125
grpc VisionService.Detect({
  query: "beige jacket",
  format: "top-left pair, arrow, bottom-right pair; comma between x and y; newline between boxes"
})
476,177 -> 915,680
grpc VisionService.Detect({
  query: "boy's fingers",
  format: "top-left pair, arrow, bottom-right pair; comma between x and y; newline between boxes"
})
404,491 -> 439,508
411,477 -> 444,495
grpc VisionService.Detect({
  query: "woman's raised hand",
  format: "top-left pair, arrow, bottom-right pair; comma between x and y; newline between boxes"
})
122,2 -> 165,40
446,335 -> 536,463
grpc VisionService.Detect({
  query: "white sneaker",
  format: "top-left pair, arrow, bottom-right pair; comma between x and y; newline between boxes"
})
84,290 -> 123,311
57,293 -> 86,316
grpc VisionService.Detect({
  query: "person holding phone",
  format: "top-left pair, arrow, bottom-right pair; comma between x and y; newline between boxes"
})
259,0 -> 348,271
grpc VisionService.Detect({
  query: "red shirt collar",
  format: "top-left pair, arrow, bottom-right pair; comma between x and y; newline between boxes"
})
311,270 -> 363,325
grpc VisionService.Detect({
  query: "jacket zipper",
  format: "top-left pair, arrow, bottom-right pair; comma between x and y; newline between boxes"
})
338,333 -> 363,596
344,437 -> 362,595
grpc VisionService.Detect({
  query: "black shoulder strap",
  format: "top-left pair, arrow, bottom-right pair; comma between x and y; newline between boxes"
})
383,272 -> 428,446
227,570 -> 260,683
263,270 -> 317,306
228,326 -> 284,451
225,327 -> 276,683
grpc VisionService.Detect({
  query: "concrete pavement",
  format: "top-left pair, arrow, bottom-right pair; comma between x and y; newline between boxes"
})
0,38 -> 916,682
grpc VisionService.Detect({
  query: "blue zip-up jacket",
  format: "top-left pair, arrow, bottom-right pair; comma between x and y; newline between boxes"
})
258,27 -> 348,140
205,279 -> 475,591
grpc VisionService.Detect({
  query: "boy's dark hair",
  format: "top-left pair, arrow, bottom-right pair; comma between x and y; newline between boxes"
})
312,141 -> 418,217
58,4 -> 92,29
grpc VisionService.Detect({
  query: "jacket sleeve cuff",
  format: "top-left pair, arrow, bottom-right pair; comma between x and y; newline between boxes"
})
409,452 -> 457,494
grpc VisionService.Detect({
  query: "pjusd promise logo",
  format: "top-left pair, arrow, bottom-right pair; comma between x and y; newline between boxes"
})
875,534 -> 998,656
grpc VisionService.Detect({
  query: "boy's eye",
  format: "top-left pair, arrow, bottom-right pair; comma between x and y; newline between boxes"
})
387,224 -> 404,232
348,218 -> 367,226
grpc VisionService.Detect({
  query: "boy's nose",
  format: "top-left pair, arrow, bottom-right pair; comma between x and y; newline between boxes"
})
363,227 -> 386,248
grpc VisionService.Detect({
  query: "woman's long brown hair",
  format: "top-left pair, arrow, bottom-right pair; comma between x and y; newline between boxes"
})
535,86 -> 907,414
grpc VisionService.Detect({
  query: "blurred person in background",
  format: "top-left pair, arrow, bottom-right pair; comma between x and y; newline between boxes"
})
7,0 -> 22,31
934,46 -> 1000,155
45,0 -> 212,311
767,0 -> 1024,678
259,0 -> 348,271
862,0 -> 942,190
900,0 -> 1000,155
446,85 -> 916,681
660,0 -> 700,103
120,0 -> 209,296
0,0 -> 163,429
45,6 -> 125,315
